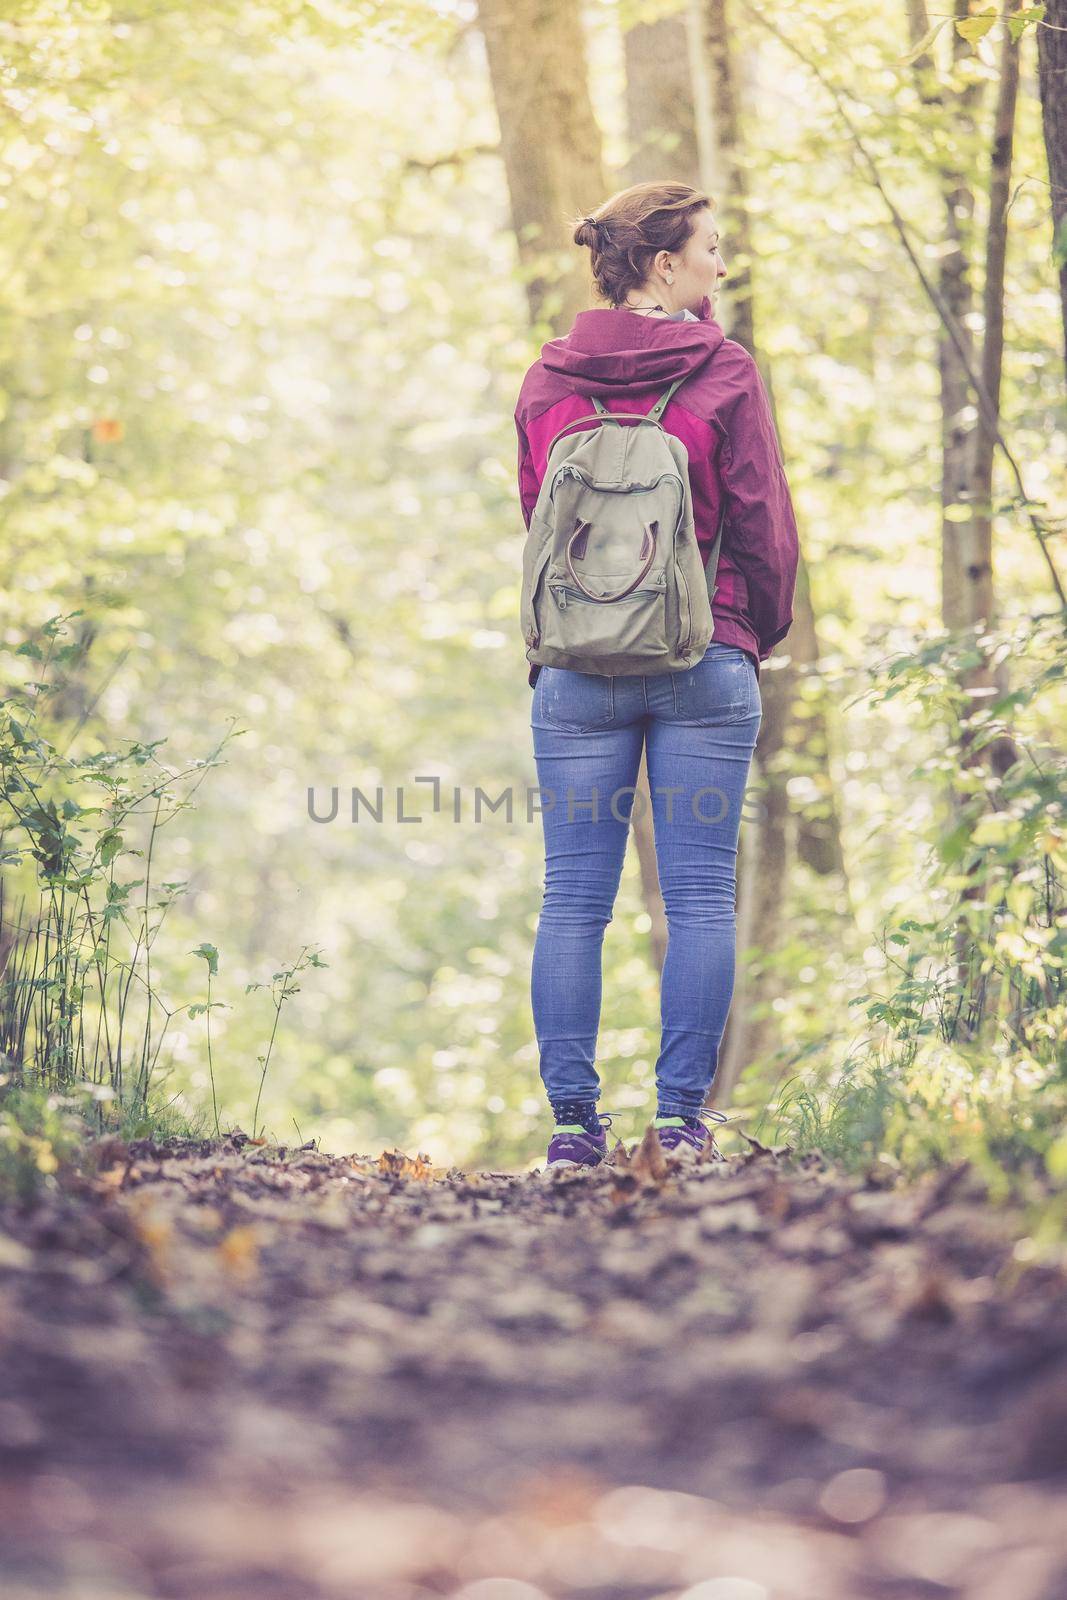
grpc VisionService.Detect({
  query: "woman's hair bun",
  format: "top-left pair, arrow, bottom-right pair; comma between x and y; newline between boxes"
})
574,183 -> 714,306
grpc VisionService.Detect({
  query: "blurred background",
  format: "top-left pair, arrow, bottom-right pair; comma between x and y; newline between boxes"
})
1,0 -> 1064,1175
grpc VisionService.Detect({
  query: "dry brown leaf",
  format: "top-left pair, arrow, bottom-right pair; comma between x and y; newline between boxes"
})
128,1201 -> 174,1284
756,1179 -> 793,1221
736,1128 -> 793,1159
217,1225 -> 260,1280
630,1124 -> 669,1186
376,1149 -> 444,1183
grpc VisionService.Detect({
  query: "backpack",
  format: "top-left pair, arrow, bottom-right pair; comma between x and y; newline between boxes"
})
519,374 -> 725,678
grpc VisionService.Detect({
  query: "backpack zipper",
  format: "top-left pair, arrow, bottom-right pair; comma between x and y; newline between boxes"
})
552,464 -> 684,498
677,560 -> 693,652
551,580 -> 665,610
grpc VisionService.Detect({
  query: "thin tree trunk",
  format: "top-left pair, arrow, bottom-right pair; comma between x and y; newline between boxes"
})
907,1 -> 1021,1006
953,12 -> 1024,1010
635,745 -> 669,974
907,0 -> 985,629
713,663 -> 791,1103
962,13 -> 1021,782
1037,0 -> 1067,384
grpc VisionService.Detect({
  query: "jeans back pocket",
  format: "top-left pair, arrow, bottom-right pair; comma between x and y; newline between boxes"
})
670,646 -> 759,724
536,667 -> 615,731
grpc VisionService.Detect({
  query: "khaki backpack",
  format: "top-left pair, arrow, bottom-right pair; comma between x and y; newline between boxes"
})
519,375 -> 724,678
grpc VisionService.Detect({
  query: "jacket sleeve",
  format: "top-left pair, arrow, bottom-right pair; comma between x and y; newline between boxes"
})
716,353 -> 799,660
515,406 -> 541,532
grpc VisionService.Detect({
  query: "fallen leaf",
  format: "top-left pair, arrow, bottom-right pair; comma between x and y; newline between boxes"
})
217,1225 -> 260,1279
630,1124 -> 669,1186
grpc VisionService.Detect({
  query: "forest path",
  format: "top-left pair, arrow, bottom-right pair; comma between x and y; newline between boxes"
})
1,1130 -> 1066,1599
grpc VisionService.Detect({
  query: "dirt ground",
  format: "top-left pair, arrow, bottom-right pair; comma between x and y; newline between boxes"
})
0,1127 -> 1065,1599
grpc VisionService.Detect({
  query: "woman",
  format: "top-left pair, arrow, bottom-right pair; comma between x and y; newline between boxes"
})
513,181 -> 799,1168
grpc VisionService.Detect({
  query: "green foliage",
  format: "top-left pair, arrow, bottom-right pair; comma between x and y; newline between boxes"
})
0,1078 -> 89,1202
0,1070 -> 205,1201
246,946 -> 329,1138
1,608 -> 337,1147
760,615 -> 1067,1191
0,613 -> 244,1116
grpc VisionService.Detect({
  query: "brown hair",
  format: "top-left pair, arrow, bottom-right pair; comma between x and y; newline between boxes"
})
572,181 -> 715,309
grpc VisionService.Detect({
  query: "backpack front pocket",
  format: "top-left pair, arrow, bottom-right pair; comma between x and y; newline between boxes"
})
521,536 -> 554,649
542,575 -> 669,660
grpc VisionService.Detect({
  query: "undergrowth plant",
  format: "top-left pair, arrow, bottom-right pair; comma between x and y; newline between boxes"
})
762,612 -> 1067,1191
0,613 -> 330,1169
0,611 -> 244,1126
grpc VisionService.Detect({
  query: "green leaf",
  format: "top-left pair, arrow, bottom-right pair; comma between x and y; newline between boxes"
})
1008,6 -> 1046,45
899,18 -> 947,64
956,8 -> 997,42
190,942 -> 219,977
99,829 -> 123,866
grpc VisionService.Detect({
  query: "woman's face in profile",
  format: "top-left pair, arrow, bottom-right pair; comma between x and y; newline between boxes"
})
677,209 -> 727,315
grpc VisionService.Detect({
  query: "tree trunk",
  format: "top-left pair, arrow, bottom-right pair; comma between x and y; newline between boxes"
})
937,4 -> 984,630
1037,0 -> 1067,385
635,744 -> 669,974
713,662 -> 791,1105
476,0 -> 606,330
961,14 -> 1021,783
624,10 -> 702,188
906,0 -> 1021,1007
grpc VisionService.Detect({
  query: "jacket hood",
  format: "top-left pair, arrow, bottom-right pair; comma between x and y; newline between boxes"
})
539,297 -> 726,398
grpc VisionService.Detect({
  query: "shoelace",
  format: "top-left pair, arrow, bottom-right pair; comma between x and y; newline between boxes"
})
688,1107 -> 730,1159
555,1110 -> 728,1139
655,1108 -> 729,1130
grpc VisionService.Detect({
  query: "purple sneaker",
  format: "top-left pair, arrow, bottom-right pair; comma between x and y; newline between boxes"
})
653,1109 -> 728,1161
545,1113 -> 614,1170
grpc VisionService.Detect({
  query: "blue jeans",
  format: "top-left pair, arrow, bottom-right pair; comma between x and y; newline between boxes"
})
530,643 -> 762,1117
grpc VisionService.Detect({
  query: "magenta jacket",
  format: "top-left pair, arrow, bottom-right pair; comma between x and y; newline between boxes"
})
514,297 -> 800,689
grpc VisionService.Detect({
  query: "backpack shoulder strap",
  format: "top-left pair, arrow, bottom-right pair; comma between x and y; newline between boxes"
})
648,375 -> 688,422
589,378 -> 687,422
